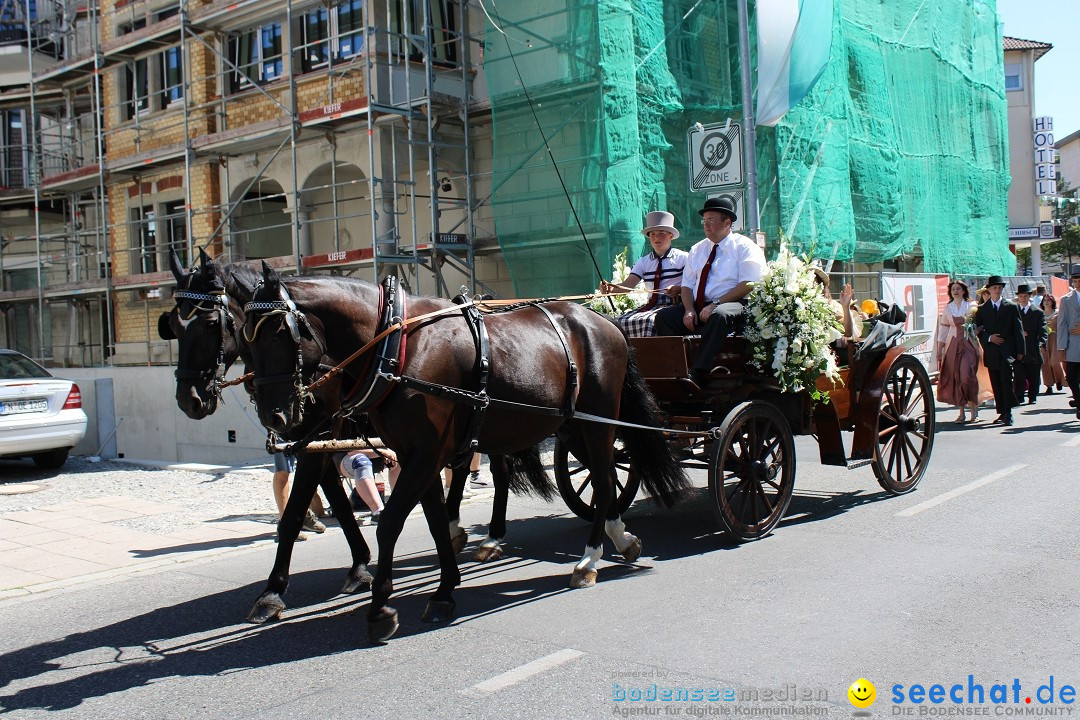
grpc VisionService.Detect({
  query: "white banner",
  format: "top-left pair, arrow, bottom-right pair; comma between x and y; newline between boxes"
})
880,273 -> 950,375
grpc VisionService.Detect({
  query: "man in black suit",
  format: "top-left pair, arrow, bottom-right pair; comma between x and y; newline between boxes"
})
974,276 -> 1025,425
1013,283 -> 1046,405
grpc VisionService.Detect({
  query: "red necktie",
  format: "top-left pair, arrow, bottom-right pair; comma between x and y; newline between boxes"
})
694,242 -> 719,312
643,256 -> 663,310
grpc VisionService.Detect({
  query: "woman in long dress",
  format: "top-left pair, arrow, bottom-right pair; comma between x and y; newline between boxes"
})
1040,294 -> 1067,393
934,280 -> 981,422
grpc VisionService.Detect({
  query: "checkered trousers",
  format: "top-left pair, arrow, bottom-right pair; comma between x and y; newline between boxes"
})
614,295 -> 675,337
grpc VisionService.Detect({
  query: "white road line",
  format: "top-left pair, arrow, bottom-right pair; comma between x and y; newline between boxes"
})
461,649 -> 584,697
1063,435 -> 1080,447
894,464 -> 1027,518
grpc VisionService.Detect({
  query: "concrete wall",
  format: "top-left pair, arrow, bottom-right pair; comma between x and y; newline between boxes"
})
58,367 -> 270,465
1005,48 -> 1039,229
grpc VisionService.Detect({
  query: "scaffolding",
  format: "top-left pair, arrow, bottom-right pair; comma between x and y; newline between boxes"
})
0,0 -> 491,367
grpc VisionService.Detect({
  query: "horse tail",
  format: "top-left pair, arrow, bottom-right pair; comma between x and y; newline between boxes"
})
619,347 -> 689,508
504,446 -> 557,500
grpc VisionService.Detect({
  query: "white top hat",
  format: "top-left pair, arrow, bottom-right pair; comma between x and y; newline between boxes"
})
641,211 -> 679,240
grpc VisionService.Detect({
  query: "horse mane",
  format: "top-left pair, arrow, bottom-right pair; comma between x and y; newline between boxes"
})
223,261 -> 261,302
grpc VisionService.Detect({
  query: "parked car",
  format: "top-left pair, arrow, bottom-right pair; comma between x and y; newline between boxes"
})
0,350 -> 87,469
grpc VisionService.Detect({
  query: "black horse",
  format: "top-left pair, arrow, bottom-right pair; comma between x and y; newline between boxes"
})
243,264 -> 688,642
158,251 -> 373,623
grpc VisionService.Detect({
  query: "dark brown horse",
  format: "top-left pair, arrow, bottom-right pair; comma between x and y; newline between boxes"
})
244,265 -> 688,642
158,251 -> 373,623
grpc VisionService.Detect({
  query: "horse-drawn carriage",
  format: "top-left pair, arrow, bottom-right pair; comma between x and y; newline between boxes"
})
163,251 -> 936,640
554,331 -> 936,540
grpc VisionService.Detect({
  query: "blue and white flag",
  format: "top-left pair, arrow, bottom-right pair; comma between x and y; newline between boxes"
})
755,0 -> 834,127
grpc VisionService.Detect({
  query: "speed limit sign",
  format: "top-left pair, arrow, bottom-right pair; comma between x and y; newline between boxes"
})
688,121 -> 743,192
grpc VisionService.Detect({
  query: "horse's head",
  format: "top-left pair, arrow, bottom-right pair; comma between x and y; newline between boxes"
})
243,262 -> 326,434
160,249 -> 240,419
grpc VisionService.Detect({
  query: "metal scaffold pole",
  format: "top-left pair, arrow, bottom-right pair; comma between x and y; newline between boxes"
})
736,0 -> 760,234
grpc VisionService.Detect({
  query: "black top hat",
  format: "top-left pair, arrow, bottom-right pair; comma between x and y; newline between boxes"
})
985,275 -> 1006,288
698,196 -> 737,222
1016,283 -> 1032,294
1071,265 -> 1080,279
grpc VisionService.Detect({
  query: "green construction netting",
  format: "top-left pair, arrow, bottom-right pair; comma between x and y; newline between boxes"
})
484,0 -> 1011,298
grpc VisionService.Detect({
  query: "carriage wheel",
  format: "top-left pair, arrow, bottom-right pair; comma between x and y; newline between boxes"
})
872,354 -> 935,494
553,437 -> 640,522
708,401 -> 796,541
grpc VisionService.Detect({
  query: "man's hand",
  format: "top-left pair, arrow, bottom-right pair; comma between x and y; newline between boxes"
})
840,284 -> 854,307
1017,354 -> 1024,361
990,333 -> 1004,345
683,310 -> 697,332
1071,322 -> 1080,336
699,304 -> 715,323
664,285 -> 681,298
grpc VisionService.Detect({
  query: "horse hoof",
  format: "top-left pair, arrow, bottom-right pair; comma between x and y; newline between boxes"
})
368,607 -> 399,643
621,537 -> 642,564
341,564 -> 374,594
450,530 -> 468,555
421,599 -> 457,624
473,544 -> 502,562
569,568 -> 597,589
247,593 -> 285,624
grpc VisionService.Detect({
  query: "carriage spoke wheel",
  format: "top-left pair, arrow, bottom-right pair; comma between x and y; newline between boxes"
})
554,438 -> 640,522
873,354 -> 935,494
708,402 -> 795,541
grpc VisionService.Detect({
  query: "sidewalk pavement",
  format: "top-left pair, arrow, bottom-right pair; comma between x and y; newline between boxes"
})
0,459 -> 497,604
0,493 -> 279,603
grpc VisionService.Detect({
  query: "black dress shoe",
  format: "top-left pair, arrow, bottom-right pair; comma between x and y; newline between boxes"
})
1003,416 -> 1014,426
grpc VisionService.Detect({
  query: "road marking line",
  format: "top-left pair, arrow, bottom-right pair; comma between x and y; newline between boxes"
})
895,464 -> 1026,517
462,649 -> 584,697
1063,435 -> 1080,447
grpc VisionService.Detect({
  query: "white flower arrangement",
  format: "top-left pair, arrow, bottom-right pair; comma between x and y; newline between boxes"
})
742,246 -> 844,400
586,246 -> 649,316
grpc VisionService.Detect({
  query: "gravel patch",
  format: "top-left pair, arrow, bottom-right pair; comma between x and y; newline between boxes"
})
0,456 -> 284,534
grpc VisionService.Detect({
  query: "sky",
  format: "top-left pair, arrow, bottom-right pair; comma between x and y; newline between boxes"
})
996,0 -> 1080,138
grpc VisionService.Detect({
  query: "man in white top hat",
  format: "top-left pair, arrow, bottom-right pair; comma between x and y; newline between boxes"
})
601,210 -> 688,337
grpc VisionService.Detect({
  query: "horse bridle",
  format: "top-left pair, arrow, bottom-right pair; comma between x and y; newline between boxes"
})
172,287 -> 237,397
243,282 -> 326,424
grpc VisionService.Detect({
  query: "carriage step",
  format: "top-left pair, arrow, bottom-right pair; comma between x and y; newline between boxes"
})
846,458 -> 873,470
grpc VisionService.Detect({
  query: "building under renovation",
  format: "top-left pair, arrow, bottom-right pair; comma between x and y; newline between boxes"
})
0,0 -> 499,369
0,0 -> 1012,373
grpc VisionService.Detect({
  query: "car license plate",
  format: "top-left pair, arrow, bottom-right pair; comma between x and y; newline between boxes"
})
0,399 -> 49,415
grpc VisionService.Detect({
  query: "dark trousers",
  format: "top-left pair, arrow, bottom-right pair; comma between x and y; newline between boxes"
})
1067,361 -> 1080,407
654,301 -> 747,373
1013,361 -> 1043,404
986,359 -> 1018,419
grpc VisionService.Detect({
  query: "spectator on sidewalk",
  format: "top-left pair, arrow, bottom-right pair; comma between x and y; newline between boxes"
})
272,451 -> 325,540
336,448 -> 399,524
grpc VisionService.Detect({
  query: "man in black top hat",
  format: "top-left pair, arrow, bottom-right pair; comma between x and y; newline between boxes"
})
654,196 -> 767,388
974,275 -> 1024,425
1012,283 -> 1045,406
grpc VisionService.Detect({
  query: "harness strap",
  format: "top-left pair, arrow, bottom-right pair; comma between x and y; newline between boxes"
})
451,294 -> 491,465
533,303 -> 578,418
341,276 -> 406,413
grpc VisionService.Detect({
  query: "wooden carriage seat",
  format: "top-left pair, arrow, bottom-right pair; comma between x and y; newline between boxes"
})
629,335 -> 753,399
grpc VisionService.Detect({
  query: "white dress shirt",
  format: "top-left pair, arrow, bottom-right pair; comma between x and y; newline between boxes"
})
679,232 -> 767,303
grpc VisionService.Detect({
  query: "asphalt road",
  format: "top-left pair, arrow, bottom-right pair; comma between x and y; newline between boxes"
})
1,392 -> 1078,719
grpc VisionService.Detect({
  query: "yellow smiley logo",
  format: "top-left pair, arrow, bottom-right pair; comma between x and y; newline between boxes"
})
848,678 -> 876,708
